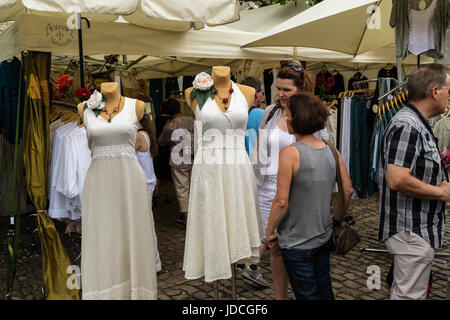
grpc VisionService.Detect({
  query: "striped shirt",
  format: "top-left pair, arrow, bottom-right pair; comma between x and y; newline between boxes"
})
379,103 -> 448,249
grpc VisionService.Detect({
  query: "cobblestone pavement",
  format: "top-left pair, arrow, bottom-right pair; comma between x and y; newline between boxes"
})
1,187 -> 449,300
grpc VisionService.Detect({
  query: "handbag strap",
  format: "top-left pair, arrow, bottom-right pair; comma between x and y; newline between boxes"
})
322,139 -> 346,212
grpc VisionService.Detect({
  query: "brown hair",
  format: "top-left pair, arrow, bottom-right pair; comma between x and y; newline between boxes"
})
288,93 -> 328,135
407,64 -> 449,101
240,77 -> 262,91
139,114 -> 158,158
277,63 -> 314,93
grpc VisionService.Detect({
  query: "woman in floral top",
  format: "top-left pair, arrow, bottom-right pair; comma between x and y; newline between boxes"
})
158,98 -> 194,225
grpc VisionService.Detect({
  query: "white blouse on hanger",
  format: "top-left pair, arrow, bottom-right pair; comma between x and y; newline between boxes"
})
408,0 -> 437,55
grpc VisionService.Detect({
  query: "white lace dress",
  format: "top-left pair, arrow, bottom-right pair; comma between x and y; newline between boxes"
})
81,97 -> 157,300
183,82 -> 261,283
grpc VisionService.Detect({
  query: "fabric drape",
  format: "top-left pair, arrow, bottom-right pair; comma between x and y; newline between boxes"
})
23,52 -> 79,300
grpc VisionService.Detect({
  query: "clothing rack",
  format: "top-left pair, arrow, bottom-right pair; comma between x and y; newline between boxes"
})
352,79 -> 378,89
51,100 -> 78,110
320,94 -> 338,102
378,80 -> 408,101
338,89 -> 374,98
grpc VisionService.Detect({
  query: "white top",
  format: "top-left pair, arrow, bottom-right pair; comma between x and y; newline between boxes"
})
136,131 -> 157,192
265,125 -> 296,176
48,122 -> 91,220
408,0 -> 437,55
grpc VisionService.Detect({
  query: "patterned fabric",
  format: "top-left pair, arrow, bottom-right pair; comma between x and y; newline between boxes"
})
432,117 -> 450,152
379,103 -> 447,249
158,116 -> 194,170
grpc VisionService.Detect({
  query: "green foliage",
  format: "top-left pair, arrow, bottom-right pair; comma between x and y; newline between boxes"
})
190,88 -> 215,111
240,0 -> 323,7
305,0 -> 323,5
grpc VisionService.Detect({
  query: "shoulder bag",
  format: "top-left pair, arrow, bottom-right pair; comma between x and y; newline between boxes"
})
322,139 -> 360,256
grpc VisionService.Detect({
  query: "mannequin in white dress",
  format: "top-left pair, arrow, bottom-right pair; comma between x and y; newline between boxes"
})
183,67 -> 262,293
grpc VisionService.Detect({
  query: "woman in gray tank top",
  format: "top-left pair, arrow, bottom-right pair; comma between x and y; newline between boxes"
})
265,93 -> 353,300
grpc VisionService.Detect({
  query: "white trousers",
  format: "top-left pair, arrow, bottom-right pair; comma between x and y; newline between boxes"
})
385,231 -> 434,300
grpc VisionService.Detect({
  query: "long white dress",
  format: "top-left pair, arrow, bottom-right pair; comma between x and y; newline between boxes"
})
183,82 -> 261,283
81,97 -> 157,300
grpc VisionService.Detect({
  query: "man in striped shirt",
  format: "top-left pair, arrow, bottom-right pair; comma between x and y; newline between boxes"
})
379,64 -> 450,300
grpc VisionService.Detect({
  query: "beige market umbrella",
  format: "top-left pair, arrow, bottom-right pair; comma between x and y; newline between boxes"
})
0,0 -> 239,31
0,0 -> 240,87
244,0 -> 393,57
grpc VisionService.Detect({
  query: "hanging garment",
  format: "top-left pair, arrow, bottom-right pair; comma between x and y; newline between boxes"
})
348,72 -> 368,90
165,77 -> 179,98
372,67 -> 398,110
0,136 -> 32,216
0,57 -> 25,144
444,25 -> 450,65
183,82 -> 261,283
340,97 -> 352,173
408,0 -> 437,55
150,79 -> 163,115
182,76 -> 195,91
48,122 -> 91,222
315,71 -> 332,96
263,69 -> 273,106
326,107 -> 338,149
48,122 -> 78,220
327,72 -> 345,96
270,68 -> 279,105
349,96 -> 372,198
390,0 -> 449,59
81,97 -> 157,300
49,117 -> 63,158
433,117 -> 450,152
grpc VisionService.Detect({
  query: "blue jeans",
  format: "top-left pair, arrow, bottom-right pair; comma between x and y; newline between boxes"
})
281,237 -> 334,300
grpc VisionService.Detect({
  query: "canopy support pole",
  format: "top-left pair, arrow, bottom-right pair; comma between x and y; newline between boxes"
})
77,13 -> 85,88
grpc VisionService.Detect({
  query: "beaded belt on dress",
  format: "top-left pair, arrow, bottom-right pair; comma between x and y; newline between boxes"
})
91,144 -> 136,160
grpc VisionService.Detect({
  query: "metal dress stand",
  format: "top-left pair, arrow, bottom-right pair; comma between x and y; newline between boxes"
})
213,263 -> 237,300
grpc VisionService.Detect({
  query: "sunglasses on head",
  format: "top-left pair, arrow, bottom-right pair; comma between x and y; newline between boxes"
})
288,63 -> 304,73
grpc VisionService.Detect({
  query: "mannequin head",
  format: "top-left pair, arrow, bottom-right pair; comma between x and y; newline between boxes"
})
101,82 -> 118,93
212,66 -> 230,77
211,66 -> 231,88
101,82 -> 120,100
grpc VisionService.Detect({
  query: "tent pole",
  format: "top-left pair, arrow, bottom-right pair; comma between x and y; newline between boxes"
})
77,13 -> 85,88
417,54 -> 421,69
396,56 -> 403,81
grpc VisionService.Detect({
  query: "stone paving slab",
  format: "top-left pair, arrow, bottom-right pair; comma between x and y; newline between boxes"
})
1,189 -> 449,300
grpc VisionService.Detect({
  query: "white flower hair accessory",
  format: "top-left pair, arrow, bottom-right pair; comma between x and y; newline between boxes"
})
193,72 -> 214,91
83,90 -> 106,117
191,72 -> 215,110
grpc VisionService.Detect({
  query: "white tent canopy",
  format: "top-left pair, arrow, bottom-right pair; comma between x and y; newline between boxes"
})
0,14 -> 301,62
0,0 -> 239,31
244,0 -> 393,56
0,3 -> 429,75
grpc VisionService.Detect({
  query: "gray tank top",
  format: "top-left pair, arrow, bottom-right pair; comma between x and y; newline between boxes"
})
277,141 -> 336,250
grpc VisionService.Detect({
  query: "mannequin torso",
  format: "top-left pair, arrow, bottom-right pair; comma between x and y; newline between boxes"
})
185,66 -> 255,113
77,82 -> 145,122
